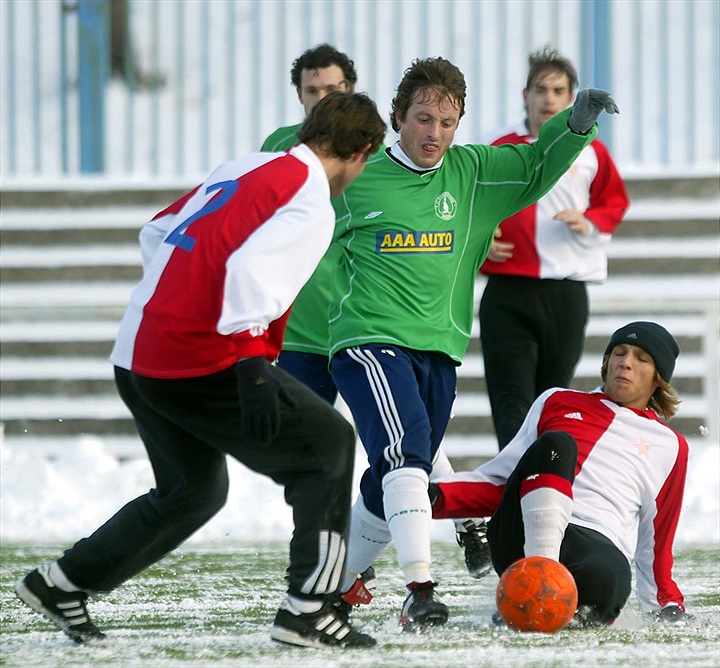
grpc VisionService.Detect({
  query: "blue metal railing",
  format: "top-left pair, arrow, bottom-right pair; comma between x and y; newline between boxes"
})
1,0 -> 718,179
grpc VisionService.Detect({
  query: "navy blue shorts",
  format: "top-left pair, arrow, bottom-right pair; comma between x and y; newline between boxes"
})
331,344 -> 457,519
277,350 -> 337,405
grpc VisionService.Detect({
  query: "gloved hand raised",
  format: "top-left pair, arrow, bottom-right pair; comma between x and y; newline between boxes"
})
235,357 -> 297,446
568,88 -> 620,135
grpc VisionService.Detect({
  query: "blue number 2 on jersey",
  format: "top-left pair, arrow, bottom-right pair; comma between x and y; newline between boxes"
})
165,180 -> 239,252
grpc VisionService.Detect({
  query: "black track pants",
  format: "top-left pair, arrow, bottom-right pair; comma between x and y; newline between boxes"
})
479,275 -> 588,449
59,365 -> 356,601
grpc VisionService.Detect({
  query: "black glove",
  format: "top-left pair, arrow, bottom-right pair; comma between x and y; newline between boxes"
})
235,357 -> 297,446
655,605 -> 689,623
567,88 -> 620,134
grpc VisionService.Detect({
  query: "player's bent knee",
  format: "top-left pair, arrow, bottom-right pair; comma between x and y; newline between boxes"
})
530,431 -> 578,481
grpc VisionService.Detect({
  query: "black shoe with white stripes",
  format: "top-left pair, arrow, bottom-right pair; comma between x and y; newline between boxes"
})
271,599 -> 376,648
15,565 -> 105,643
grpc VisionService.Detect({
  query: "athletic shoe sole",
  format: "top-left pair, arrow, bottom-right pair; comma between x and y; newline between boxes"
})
270,624 -> 376,648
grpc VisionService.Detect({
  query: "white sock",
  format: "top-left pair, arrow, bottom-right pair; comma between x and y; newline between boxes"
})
341,495 -> 392,593
284,595 -> 323,615
520,487 -> 573,560
430,448 -> 454,479
382,468 -> 432,586
45,562 -> 82,593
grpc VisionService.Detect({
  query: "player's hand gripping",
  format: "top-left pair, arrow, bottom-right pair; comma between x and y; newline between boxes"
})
235,357 -> 297,446
568,88 -> 620,135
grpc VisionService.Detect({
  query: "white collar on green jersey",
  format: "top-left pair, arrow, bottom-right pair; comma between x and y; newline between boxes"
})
388,141 -> 444,173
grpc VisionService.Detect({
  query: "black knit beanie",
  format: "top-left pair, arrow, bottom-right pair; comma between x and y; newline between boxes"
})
604,321 -> 680,382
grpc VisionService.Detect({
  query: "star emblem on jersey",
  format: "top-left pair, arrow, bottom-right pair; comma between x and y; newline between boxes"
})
635,438 -> 651,455
434,192 -> 457,221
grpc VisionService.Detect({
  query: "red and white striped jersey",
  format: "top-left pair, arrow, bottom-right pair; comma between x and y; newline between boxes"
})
435,387 -> 688,613
110,144 -> 334,378
479,120 -> 629,282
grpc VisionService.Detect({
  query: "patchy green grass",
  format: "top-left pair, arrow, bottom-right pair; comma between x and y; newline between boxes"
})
2,541 -> 718,667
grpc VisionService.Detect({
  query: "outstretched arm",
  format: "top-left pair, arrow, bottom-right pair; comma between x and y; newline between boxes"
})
567,89 -> 619,135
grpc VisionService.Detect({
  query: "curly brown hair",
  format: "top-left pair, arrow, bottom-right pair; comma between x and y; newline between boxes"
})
390,57 -> 466,133
291,44 -> 357,90
298,92 -> 386,161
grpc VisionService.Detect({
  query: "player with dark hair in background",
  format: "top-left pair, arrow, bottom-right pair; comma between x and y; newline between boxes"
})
327,55 -> 620,629
430,322 -> 689,626
478,46 -> 629,451
264,43 -> 358,151
15,92 -> 386,650
261,43 -> 361,404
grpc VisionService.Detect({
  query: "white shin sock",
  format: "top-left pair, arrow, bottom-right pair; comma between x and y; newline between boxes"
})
520,486 -> 573,561
382,468 -> 433,586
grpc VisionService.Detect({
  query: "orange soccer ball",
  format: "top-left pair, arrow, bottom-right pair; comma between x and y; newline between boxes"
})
496,556 -> 578,632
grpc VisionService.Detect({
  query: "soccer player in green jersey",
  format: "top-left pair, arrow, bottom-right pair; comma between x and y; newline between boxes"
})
262,48 -> 489,602
261,44 -> 358,404
329,57 -> 619,629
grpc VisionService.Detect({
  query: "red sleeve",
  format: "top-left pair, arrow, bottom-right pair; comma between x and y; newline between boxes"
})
652,434 -> 689,610
432,480 -> 505,519
584,140 -> 629,233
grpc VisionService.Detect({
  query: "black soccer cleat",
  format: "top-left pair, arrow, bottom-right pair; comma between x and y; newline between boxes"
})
15,565 -> 105,643
456,518 -> 493,579
399,581 -> 449,631
271,599 -> 376,648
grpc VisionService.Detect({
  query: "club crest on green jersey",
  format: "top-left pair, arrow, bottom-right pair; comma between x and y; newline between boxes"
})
434,192 -> 457,221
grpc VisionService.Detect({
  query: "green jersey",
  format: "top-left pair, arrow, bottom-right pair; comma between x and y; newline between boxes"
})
328,108 -> 596,363
260,123 -> 302,152
260,122 -> 344,355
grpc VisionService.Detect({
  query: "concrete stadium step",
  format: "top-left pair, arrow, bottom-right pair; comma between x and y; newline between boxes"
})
0,184 -> 192,208
2,273 -> 717,313
1,232 -> 717,282
1,351 -> 707,388
0,348 -> 708,433
1,174 -> 716,208
2,196 -> 716,243
0,206 -> 155,242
